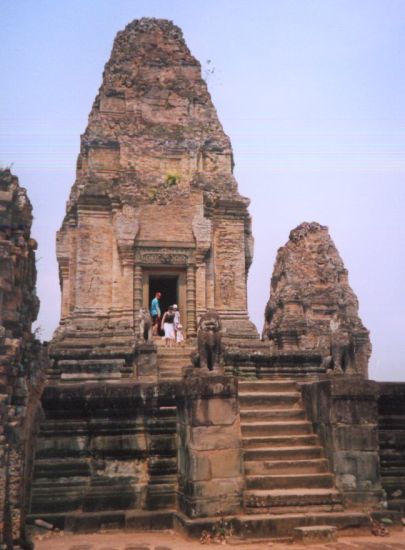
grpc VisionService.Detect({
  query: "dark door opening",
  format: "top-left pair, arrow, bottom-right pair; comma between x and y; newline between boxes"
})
149,275 -> 178,317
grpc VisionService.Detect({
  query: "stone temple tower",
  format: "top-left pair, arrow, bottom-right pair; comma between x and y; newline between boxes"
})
53,18 -> 256,361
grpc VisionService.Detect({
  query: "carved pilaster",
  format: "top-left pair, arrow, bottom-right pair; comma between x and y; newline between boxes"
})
114,204 -> 139,265
133,264 -> 143,334
206,252 -> 215,310
195,253 -> 206,318
59,259 -> 70,320
186,265 -> 197,337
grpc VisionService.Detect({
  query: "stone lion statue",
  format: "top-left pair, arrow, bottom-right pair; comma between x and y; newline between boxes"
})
138,308 -> 153,343
197,310 -> 222,371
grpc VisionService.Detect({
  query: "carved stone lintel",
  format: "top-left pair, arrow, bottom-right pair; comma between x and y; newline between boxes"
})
135,247 -> 194,266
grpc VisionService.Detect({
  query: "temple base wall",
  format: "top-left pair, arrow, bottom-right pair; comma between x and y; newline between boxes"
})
301,377 -> 384,508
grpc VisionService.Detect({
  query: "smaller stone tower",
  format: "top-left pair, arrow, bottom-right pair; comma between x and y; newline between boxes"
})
263,222 -> 371,376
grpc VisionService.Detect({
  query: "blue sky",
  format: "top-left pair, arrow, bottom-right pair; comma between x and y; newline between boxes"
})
1,0 -> 405,380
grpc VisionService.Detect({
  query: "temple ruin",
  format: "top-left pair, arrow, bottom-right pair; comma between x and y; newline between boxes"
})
263,222 -> 371,376
0,169 -> 46,548
52,17 -> 256,370
1,17 -> 405,550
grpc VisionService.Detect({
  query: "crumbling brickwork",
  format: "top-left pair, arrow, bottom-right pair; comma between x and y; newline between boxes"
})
263,222 -> 371,376
0,169 -> 46,549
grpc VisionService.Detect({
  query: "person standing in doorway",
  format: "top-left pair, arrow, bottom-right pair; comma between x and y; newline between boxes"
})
161,305 -> 176,347
173,304 -> 180,336
150,292 -> 162,336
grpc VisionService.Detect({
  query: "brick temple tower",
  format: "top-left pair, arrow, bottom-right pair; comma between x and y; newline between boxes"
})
52,18 -> 256,365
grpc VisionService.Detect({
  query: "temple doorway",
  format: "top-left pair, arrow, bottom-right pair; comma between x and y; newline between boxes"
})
149,275 -> 178,316
143,269 -> 187,332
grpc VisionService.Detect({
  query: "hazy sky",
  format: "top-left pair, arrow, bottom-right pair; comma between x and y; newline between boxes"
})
2,0 -> 404,381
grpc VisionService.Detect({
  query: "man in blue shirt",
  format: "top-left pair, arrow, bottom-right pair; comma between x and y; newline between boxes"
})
150,292 -> 162,336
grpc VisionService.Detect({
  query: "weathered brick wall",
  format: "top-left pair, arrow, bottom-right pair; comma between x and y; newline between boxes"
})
0,169 -> 47,549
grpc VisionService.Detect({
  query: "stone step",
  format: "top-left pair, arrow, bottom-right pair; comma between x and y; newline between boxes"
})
244,488 -> 342,511
246,472 -> 335,490
243,434 -> 318,449
176,510 -> 368,539
381,475 -> 405,486
244,458 -> 329,475
241,421 -> 312,437
238,380 -> 298,392
158,365 -> 188,372
239,391 -> 302,408
159,374 -> 183,380
378,430 -> 405,446
157,351 -> 194,356
60,372 -> 123,381
241,408 -> 306,421
159,369 -> 182,374
294,524 -> 337,544
387,498 -> 405,512
256,366 -> 325,376
380,449 -> 405,459
244,445 -> 324,461
381,467 -> 405,476
158,361 -> 190,366
244,502 -> 345,515
379,417 -> 405,429
157,351 -> 193,357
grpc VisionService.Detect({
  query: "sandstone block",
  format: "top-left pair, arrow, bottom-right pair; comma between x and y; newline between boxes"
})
189,424 -> 241,451
191,397 -> 238,426
335,451 -> 381,490
187,453 -> 211,482
209,448 -> 242,478
179,493 -> 242,518
332,425 -> 379,451
330,398 -> 378,424
182,477 -> 243,500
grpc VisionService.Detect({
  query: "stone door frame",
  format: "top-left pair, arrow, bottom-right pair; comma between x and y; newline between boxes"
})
142,267 -> 187,333
133,245 -> 197,337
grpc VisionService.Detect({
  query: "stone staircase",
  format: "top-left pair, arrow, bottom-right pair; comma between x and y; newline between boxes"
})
239,379 -> 343,514
157,344 -> 194,380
